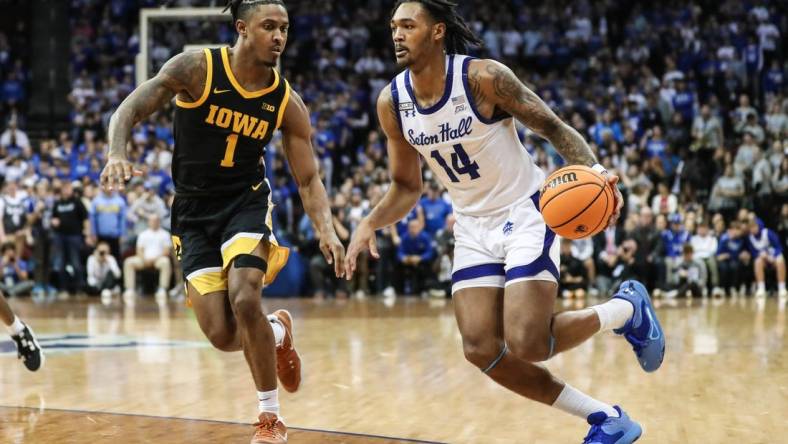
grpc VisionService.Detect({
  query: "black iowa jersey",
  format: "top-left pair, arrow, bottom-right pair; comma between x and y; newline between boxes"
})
172,47 -> 290,197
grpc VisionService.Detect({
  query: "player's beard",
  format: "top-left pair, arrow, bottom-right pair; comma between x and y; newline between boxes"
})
395,55 -> 413,68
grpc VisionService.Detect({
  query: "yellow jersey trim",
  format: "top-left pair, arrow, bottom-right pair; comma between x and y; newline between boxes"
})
175,48 -> 213,108
221,47 -> 280,99
275,79 -> 291,130
221,236 -> 290,286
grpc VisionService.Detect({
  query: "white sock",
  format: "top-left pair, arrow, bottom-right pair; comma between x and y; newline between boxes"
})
267,315 -> 285,347
5,316 -> 25,336
552,383 -> 618,419
258,389 -> 279,415
778,282 -> 786,292
592,299 -> 634,332
758,282 -> 766,292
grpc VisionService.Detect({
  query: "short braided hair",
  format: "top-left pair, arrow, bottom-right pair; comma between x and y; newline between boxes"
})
223,0 -> 286,23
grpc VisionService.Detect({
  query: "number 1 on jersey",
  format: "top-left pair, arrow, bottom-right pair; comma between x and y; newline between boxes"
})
220,134 -> 238,168
430,144 -> 480,183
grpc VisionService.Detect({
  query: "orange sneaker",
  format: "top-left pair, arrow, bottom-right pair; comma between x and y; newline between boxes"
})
251,412 -> 287,444
273,309 -> 301,393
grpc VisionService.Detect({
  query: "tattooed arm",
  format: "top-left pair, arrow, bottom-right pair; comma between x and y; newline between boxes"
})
467,59 -> 623,226
101,51 -> 206,191
466,59 -> 596,167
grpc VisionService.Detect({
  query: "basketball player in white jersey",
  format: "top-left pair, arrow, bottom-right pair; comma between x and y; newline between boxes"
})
344,1 -> 665,442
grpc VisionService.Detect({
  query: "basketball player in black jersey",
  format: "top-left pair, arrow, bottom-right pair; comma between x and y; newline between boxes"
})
100,1 -> 344,442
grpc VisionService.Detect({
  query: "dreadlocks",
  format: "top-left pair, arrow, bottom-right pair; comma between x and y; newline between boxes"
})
223,0 -> 285,23
392,0 -> 483,54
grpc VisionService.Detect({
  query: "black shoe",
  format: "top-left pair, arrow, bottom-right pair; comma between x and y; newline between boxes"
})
11,324 -> 45,371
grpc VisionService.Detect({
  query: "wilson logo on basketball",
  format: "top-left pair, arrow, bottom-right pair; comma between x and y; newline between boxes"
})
540,165 -> 613,240
542,172 -> 578,193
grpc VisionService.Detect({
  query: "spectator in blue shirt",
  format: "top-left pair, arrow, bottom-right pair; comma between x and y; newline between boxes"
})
0,242 -> 33,296
2,72 -> 25,105
397,219 -> 436,295
147,165 -> 174,197
87,157 -> 103,183
662,213 -> 690,290
744,35 -> 763,76
747,216 -> 787,298
89,188 -> 127,260
314,118 -> 337,192
396,204 -> 425,237
589,110 -> 623,146
72,150 -> 92,179
671,79 -> 696,122
641,126 -> 668,159
662,214 -> 690,258
763,60 -> 784,96
716,220 -> 750,296
420,182 -> 452,236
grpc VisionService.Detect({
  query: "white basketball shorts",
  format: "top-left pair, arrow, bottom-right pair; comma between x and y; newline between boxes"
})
451,192 -> 560,294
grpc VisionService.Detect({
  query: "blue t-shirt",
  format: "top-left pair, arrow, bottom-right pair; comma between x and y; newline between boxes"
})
672,91 -> 695,121
645,139 -> 668,159
397,231 -> 436,263
396,205 -> 423,236
716,233 -> 745,259
662,229 -> 690,258
2,259 -> 28,286
420,197 -> 452,235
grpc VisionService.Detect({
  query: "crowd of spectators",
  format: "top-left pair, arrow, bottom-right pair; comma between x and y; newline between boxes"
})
0,0 -> 785,303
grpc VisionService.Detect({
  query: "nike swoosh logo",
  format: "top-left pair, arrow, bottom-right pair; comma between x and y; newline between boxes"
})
251,182 -> 264,191
645,307 -> 661,340
213,88 -> 231,94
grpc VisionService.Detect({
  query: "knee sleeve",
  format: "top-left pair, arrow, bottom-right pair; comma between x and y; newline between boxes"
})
482,343 -> 508,374
233,254 -> 268,274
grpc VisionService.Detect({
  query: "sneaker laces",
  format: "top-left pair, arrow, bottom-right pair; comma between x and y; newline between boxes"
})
11,335 -> 24,360
253,415 -> 281,439
276,339 -> 296,371
582,423 -> 604,443
624,332 -> 648,357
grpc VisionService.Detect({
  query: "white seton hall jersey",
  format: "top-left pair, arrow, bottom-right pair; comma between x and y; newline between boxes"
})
391,54 -> 544,217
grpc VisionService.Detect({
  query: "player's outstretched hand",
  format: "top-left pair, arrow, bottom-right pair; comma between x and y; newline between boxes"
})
605,173 -> 623,228
320,231 -> 346,279
100,156 -> 142,192
345,220 -> 379,281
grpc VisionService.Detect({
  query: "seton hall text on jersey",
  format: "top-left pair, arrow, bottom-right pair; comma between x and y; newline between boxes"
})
407,116 -> 473,146
204,104 -> 270,140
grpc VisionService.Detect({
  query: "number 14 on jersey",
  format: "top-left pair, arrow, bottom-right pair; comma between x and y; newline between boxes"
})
430,144 -> 480,183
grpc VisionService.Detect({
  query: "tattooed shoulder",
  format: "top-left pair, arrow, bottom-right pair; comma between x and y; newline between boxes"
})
466,60 -> 490,111
159,50 -> 207,99
469,59 -> 596,166
467,59 -> 532,120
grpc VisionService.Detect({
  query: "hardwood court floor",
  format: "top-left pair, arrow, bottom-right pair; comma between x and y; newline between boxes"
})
1,295 -> 787,443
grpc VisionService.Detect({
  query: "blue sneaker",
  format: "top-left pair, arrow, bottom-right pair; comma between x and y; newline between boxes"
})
612,280 -> 665,372
583,406 -> 642,444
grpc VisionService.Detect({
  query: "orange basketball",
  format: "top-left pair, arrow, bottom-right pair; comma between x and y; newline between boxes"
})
539,165 -> 614,240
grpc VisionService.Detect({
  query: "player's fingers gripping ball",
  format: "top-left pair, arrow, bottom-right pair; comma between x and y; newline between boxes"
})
539,165 -> 614,240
